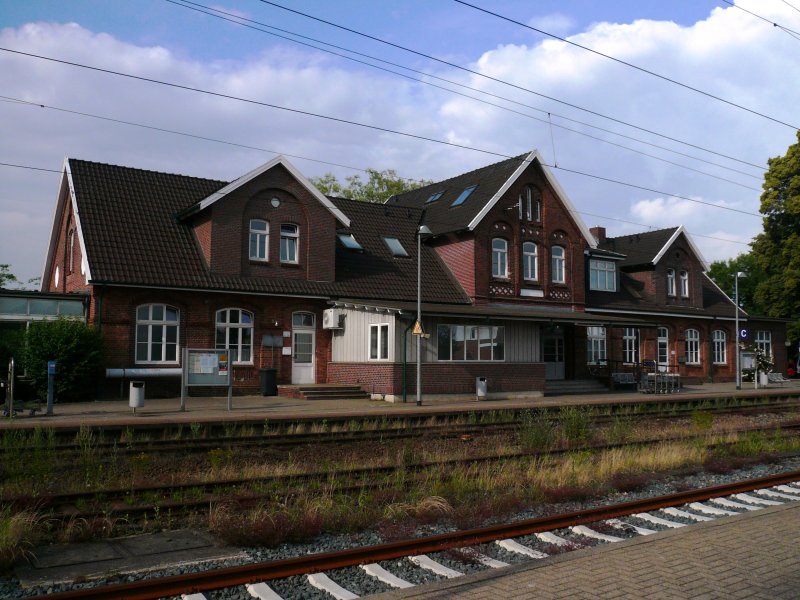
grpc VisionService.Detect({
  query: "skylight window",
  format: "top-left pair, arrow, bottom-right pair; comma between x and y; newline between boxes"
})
337,233 -> 363,250
450,184 -> 477,207
383,236 -> 409,257
426,191 -> 444,203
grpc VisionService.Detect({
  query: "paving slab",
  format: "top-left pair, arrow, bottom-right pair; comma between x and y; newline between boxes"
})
15,529 -> 247,588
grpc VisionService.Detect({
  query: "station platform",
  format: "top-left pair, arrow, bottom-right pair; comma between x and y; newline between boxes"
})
0,380 -> 798,430
373,501 -> 800,599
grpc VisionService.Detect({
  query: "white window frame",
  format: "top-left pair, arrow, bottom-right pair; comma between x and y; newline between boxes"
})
589,259 -> 616,291
280,223 -> 299,264
215,308 -> 254,365
136,304 -> 179,364
685,328 -> 700,365
623,327 -> 639,365
369,323 -> 390,360
551,246 -> 566,284
249,219 -> 269,261
492,238 -> 508,278
680,270 -> 689,297
522,242 -> 538,281
755,330 -> 772,360
666,269 -> 676,297
712,330 -> 727,365
586,326 -> 606,364
437,324 -> 505,362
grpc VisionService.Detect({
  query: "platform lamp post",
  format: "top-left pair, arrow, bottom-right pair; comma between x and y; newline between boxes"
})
735,271 -> 745,390
416,225 -> 433,406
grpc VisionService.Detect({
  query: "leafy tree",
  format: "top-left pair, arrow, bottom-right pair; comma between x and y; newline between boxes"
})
707,252 -> 767,314
750,131 -> 800,339
0,264 -> 17,289
310,169 -> 430,203
22,319 -> 104,403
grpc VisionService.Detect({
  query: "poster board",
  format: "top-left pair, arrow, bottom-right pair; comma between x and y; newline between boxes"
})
184,348 -> 231,387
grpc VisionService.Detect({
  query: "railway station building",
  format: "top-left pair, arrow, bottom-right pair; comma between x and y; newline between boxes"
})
40,151 -> 787,400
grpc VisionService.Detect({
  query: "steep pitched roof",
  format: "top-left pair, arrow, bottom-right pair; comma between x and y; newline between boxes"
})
597,227 -> 679,268
56,159 -> 468,304
386,150 -> 596,247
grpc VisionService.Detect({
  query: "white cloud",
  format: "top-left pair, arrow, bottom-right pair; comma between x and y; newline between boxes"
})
527,13 -> 576,37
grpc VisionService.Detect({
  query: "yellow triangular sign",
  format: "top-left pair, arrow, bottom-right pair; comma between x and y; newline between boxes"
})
412,320 -> 424,335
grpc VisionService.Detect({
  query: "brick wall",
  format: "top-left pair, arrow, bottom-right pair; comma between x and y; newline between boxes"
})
44,199 -> 90,294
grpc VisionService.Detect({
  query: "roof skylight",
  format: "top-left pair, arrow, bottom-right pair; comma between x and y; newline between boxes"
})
450,184 -> 477,207
383,236 -> 409,257
337,233 -> 363,250
426,191 -> 444,203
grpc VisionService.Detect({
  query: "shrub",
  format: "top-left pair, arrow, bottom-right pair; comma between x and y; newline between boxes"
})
22,319 -> 103,402
518,409 -> 555,450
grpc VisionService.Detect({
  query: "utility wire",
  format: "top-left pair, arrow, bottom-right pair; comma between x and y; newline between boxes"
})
454,0 -> 799,127
0,46 -> 761,218
719,0 -> 800,42
253,0 -> 771,168
164,0 -> 761,187
779,0 -> 800,16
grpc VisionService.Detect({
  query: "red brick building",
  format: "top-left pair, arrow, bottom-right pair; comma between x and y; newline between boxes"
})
40,151 -> 786,399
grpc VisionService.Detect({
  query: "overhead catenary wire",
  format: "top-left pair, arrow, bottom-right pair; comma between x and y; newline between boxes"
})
0,46 -> 762,219
252,0 -> 771,169
719,0 -> 800,41
161,0 -> 761,188
453,0 -> 800,126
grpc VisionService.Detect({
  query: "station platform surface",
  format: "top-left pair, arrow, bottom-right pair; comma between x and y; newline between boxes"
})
373,501 -> 800,599
1,380 -> 799,429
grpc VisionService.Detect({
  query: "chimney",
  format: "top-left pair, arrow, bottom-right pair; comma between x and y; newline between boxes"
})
590,226 -> 606,244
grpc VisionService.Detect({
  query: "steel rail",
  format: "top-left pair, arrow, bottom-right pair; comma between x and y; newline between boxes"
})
38,469 -> 800,600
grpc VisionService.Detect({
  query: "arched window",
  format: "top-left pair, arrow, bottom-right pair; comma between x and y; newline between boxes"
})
136,304 -> 179,363
522,242 -> 537,281
666,269 -> 676,296
551,246 -> 565,283
492,238 -> 508,278
518,186 -> 542,222
680,270 -> 689,297
685,329 -> 700,364
712,330 -> 727,364
249,219 -> 269,261
280,224 -> 299,263
215,308 -> 253,364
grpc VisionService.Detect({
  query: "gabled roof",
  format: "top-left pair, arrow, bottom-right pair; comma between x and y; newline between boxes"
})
180,155 -> 350,227
386,150 -> 596,248
599,226 -> 707,270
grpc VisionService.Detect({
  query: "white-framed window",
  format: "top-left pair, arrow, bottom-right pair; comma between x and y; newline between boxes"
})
136,304 -> 179,364
492,238 -> 508,278
755,330 -> 772,360
712,330 -> 727,364
280,224 -> 299,263
551,246 -> 565,284
292,311 -> 315,328
623,327 -> 639,364
586,326 -> 606,364
666,269 -> 676,296
589,259 -> 616,291
249,219 -> 269,261
522,242 -> 537,281
369,323 -> 390,360
68,229 -> 76,273
680,270 -> 689,297
215,308 -> 253,364
685,328 -> 700,364
657,327 -> 669,372
437,324 -> 505,361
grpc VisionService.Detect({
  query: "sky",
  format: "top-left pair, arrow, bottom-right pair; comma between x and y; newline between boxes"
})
1,0 -> 799,285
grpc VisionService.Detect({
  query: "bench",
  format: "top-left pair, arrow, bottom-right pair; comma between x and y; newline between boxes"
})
611,372 -> 637,390
2,402 -> 40,418
768,373 -> 791,386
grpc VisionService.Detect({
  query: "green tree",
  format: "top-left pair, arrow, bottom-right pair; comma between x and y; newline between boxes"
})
22,319 -> 104,402
707,252 -> 767,314
310,169 -> 429,203
0,264 -> 17,289
750,131 -> 800,338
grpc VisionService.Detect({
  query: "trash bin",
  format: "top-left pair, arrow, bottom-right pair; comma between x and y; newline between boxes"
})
260,368 -> 277,396
476,376 -> 487,399
129,381 -> 145,409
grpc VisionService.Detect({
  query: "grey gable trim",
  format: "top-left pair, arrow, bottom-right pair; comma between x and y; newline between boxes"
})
466,149 -> 597,248
652,225 -> 708,270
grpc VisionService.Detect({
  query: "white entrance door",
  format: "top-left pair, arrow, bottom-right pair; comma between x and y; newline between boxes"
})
291,311 -> 316,384
657,327 -> 669,372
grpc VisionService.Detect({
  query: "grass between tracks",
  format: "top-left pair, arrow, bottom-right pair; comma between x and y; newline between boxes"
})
0,405 -> 799,569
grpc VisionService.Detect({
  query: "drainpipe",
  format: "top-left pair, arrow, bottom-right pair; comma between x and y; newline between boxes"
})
401,318 -> 414,403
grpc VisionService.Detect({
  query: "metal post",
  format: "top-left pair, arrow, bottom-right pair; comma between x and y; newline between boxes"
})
7,358 -> 14,418
416,227 -> 422,407
735,272 -> 742,390
47,360 -> 56,416
180,347 -> 187,412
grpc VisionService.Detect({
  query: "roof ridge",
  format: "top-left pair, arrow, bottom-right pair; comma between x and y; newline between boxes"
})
605,225 -> 680,241
68,157 -> 228,185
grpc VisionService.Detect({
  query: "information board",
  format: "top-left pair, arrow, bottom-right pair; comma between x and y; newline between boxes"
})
184,349 -> 232,386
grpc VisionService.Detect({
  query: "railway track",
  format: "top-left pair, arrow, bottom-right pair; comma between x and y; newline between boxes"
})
35,469 -> 800,600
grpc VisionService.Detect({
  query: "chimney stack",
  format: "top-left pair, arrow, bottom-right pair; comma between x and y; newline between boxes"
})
590,226 -> 606,244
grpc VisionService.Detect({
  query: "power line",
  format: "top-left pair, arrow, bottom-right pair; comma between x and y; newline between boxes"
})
720,0 -> 800,42
0,46 -> 761,218
253,0 -> 769,169
454,0 -> 799,127
164,0 -> 762,188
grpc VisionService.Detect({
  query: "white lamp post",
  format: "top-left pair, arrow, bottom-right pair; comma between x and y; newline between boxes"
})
735,271 -> 745,390
416,225 -> 432,406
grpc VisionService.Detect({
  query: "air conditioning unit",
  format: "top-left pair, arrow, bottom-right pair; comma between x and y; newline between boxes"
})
322,308 -> 343,329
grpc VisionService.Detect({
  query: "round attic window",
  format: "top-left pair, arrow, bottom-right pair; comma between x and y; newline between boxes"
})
270,197 -> 281,208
